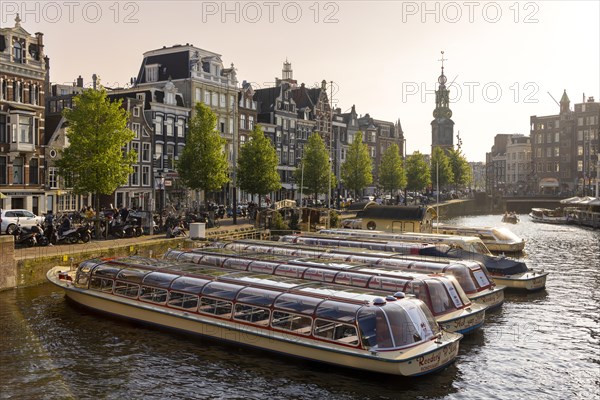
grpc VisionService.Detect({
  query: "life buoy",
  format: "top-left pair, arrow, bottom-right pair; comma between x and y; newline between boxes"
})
367,221 -> 376,230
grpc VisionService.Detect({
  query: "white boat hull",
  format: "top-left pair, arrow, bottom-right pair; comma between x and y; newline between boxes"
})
48,267 -> 461,376
491,271 -> 548,291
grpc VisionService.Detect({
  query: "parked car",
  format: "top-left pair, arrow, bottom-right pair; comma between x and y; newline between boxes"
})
1,209 -> 45,235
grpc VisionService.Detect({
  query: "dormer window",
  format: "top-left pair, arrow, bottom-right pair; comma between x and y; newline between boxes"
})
13,41 -> 23,63
145,64 -> 160,82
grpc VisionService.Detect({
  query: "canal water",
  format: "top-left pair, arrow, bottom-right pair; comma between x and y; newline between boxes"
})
1,215 -> 598,399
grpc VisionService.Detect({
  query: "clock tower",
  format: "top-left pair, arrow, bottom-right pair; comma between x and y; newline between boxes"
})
431,51 -> 454,155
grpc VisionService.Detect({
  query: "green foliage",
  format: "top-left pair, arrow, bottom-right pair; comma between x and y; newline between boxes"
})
430,147 -> 454,188
271,211 -> 289,230
177,103 -> 229,204
448,148 -> 472,187
341,131 -> 372,198
237,124 -> 281,199
378,143 -> 406,196
296,133 -> 336,200
57,88 -> 136,197
329,210 -> 340,228
405,151 -> 431,192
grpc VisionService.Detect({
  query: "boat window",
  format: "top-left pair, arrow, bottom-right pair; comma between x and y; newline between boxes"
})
233,304 -> 270,326
315,300 -> 360,323
89,277 -> 114,293
116,268 -> 148,283
248,261 -> 276,274
142,272 -> 180,289
274,293 -> 322,314
303,268 -> 337,283
236,287 -> 279,307
199,297 -> 232,317
140,286 -> 168,304
313,319 -> 359,345
223,258 -> 251,271
271,311 -> 312,335
75,260 -> 100,287
471,269 -> 491,288
357,307 -> 394,349
200,254 -> 225,267
167,291 -> 199,310
114,281 -> 139,298
202,282 -> 244,300
425,280 -> 456,314
493,228 -> 520,241
406,281 -> 428,303
470,242 -> 492,255
368,276 -> 407,292
274,264 -> 305,278
91,264 -> 122,279
177,252 -> 204,263
335,272 -> 371,288
170,276 -> 210,294
446,265 -> 477,293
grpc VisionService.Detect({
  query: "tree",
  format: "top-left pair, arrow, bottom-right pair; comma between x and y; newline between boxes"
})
237,124 -> 281,206
448,148 -> 472,192
177,103 -> 229,208
340,131 -> 372,199
296,133 -> 336,203
405,151 -> 431,195
378,144 -> 406,198
57,87 -> 136,234
430,147 -> 454,190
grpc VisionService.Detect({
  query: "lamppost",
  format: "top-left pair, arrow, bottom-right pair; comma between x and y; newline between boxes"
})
155,171 -> 165,214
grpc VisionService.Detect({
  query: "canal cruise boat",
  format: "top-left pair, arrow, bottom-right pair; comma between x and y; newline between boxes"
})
47,258 -> 462,377
431,224 -> 526,254
163,249 -> 487,335
214,240 -> 505,310
313,230 -> 547,291
529,208 -> 570,224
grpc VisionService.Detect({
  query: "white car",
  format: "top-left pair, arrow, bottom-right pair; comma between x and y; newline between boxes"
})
0,209 -> 45,234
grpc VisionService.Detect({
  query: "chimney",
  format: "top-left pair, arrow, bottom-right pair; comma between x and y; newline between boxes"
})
76,75 -> 83,88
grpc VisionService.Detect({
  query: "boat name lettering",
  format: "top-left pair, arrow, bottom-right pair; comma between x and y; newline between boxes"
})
417,352 -> 440,367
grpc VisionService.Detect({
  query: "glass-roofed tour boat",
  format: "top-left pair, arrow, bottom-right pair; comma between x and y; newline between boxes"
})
47,257 -> 462,377
163,248 -> 487,335
214,239 -> 505,309
314,229 -> 547,291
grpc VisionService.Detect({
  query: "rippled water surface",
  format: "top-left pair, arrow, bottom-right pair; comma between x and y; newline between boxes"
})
1,215 -> 598,399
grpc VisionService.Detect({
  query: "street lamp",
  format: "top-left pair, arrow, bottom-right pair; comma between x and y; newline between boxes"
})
155,171 -> 165,213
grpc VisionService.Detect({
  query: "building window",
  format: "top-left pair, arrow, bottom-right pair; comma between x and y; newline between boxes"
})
240,114 -> 246,129
29,158 -> 39,184
133,107 -> 140,117
142,166 -> 150,186
155,116 -> 163,135
131,165 -> 139,186
0,156 -> 6,184
166,119 -> 173,136
131,142 -> 140,161
13,41 -> 23,63
195,88 -> 201,102
177,120 -> 184,137
554,147 -> 560,157
48,168 -> 58,189
546,148 -> 551,157
554,132 -> 559,142
0,114 -> 6,143
577,161 -> 583,172
13,157 -> 23,184
212,92 -> 218,106
249,116 -> 254,130
220,94 -> 225,108
554,162 -> 559,172
145,65 -> 159,82
204,91 -> 210,104
132,123 -> 140,138
142,143 -> 150,162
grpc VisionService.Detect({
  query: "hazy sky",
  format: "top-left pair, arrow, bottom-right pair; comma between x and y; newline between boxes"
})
3,1 -> 599,161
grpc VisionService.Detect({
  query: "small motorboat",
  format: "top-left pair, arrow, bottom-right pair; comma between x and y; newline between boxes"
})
502,213 -> 519,224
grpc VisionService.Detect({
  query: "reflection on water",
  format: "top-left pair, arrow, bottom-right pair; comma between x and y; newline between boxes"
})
0,215 -> 598,399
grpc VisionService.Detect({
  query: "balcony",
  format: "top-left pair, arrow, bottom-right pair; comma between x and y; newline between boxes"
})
10,142 -> 35,153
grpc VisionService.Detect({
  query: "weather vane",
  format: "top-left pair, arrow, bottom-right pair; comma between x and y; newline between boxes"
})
438,51 -> 447,69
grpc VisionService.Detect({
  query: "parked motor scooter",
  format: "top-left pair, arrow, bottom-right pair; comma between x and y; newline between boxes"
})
51,216 -> 80,245
30,224 -> 49,246
12,225 -> 38,247
76,223 -> 92,243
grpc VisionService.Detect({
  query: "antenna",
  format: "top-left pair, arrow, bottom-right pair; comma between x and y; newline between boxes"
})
547,92 -> 560,106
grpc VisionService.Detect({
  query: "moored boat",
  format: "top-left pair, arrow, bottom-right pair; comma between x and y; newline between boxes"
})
313,230 -> 547,291
162,249 -> 487,335
47,259 -> 462,377
501,213 -> 520,224
215,239 -> 506,309
431,224 -> 526,253
529,208 -> 569,224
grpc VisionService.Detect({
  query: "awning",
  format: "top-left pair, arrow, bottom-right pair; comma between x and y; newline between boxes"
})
539,178 -> 559,188
0,192 -> 6,199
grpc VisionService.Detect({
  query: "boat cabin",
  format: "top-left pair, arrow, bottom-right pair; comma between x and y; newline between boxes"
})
355,205 -> 437,233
